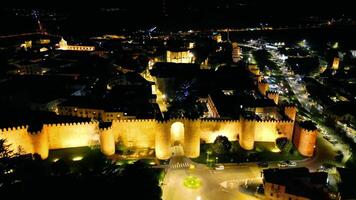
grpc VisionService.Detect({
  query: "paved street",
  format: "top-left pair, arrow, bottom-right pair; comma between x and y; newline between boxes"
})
162,145 -> 262,200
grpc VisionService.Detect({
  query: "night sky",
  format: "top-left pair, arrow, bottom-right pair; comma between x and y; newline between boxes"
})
0,0 -> 355,34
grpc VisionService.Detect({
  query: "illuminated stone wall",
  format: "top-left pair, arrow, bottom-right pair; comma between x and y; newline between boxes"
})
45,122 -> 99,149
240,119 -> 256,150
276,121 -> 295,140
155,121 -> 171,159
258,81 -> 269,96
31,129 -> 49,159
293,124 -> 317,157
1,117 -> 296,159
266,91 -> 279,105
112,119 -> 158,149
284,106 -> 297,121
99,127 -> 115,156
0,126 -> 36,156
182,119 -> 200,158
198,119 -> 241,143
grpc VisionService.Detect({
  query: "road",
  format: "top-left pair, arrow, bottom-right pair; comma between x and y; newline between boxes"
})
162,146 -> 261,200
162,39 -> 351,200
162,139 -> 338,200
261,45 -> 351,166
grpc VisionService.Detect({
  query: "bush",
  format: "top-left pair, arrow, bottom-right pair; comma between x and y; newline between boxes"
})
212,136 -> 232,155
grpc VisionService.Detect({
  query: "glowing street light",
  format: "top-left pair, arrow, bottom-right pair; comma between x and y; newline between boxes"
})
72,156 -> 83,161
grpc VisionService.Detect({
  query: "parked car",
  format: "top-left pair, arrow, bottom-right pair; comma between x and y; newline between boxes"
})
277,161 -> 288,168
286,160 -> 297,167
215,164 -> 224,170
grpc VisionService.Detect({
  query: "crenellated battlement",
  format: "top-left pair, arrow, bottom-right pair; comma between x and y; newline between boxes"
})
1,111 -> 299,159
114,118 -> 157,123
43,121 -> 98,127
266,90 -> 278,94
243,118 -> 293,123
28,130 -> 42,135
297,121 -> 317,132
281,103 -> 297,108
0,125 -> 28,133
99,126 -> 112,132
293,122 -> 318,157
299,126 -> 318,133
199,118 -> 240,123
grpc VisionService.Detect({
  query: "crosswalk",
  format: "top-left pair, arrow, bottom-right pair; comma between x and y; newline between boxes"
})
170,162 -> 191,169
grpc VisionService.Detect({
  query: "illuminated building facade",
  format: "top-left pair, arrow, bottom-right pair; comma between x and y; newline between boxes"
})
331,57 -> 339,70
58,106 -> 135,122
57,38 -> 95,51
166,50 -> 195,63
232,42 -> 241,63
213,34 -> 222,43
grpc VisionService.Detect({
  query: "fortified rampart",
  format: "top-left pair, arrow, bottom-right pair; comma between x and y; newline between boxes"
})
1,117 -> 296,160
266,91 -> 279,105
293,123 -> 318,157
258,81 -> 269,96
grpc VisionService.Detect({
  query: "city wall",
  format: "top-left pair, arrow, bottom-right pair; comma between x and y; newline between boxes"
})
1,117 -> 295,160
293,123 -> 318,157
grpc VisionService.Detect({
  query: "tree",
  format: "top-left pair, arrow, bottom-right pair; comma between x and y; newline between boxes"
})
212,136 -> 232,155
276,137 -> 292,153
0,139 -> 13,159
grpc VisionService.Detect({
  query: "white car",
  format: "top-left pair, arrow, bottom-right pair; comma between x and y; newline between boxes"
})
288,161 -> 297,167
215,164 -> 224,170
277,161 -> 288,168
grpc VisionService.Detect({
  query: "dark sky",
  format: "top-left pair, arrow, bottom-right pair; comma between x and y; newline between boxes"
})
1,0 -> 355,34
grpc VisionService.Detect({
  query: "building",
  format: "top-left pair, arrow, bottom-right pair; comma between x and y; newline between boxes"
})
20,40 -> 32,50
166,49 -> 195,63
336,167 -> 356,200
331,57 -> 339,70
57,38 -> 95,51
232,42 -> 241,63
57,97 -> 137,122
213,34 -> 222,43
263,168 -> 329,200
